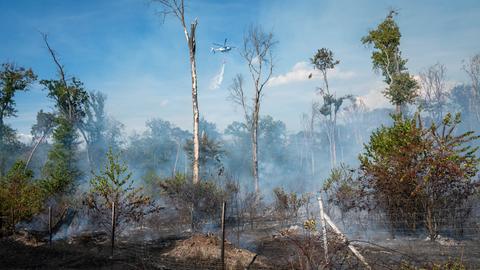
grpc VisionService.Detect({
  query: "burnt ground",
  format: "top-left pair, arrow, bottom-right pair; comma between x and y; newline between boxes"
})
1,228 -> 480,270
0,232 -> 266,270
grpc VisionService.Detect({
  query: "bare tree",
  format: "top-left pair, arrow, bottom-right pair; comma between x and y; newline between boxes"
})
229,25 -> 276,195
463,53 -> 480,121
153,0 -> 200,184
418,63 -> 449,123
301,102 -> 317,179
310,48 -> 353,169
342,97 -> 368,146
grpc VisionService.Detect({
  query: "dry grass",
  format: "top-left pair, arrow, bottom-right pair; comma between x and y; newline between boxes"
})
164,233 -> 270,269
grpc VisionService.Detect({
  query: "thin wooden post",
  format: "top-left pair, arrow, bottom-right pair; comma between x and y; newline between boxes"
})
317,196 -> 328,264
111,201 -> 116,257
221,201 -> 226,270
48,206 -> 52,246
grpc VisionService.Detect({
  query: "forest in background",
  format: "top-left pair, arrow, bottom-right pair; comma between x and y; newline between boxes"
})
1,3 -> 480,269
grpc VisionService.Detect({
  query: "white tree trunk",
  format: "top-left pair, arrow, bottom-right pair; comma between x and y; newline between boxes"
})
24,131 -> 49,172
317,196 -> 328,264
183,21 -> 200,184
191,55 -> 200,184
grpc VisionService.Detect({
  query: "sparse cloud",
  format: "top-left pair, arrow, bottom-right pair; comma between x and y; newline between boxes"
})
268,61 -> 356,87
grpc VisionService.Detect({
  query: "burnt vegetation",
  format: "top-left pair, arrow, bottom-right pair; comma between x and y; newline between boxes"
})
0,3 -> 480,270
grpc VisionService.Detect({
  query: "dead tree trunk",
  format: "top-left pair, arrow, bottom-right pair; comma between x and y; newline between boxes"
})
234,25 -> 275,196
317,196 -> 328,264
153,0 -> 200,184
252,97 -> 260,194
24,130 -> 50,172
323,212 -> 371,269
187,20 -> 200,184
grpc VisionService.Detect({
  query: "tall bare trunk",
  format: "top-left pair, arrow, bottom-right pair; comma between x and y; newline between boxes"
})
185,21 -> 200,184
191,69 -> 199,183
252,98 -> 260,195
310,112 -> 315,178
331,138 -> 336,168
332,113 -> 337,168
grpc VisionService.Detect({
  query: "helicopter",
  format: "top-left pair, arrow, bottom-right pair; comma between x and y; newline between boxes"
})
211,38 -> 235,54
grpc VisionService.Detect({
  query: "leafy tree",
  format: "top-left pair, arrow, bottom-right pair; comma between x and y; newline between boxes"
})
159,173 -> 237,231
142,169 -> 163,198
0,63 -> 36,175
224,116 -> 291,185
41,117 -> 81,195
0,160 -> 44,232
361,11 -> 418,112
0,125 -> 25,177
323,164 -> 364,215
0,63 -> 37,141
259,116 -> 287,160
273,187 -> 307,223
86,149 -> 157,232
224,121 -> 251,178
78,91 -> 124,171
80,91 -> 107,169
184,132 -> 224,179
104,117 -> 125,152
127,119 -> 189,175
310,48 -> 354,168
358,113 -> 479,239
40,34 -> 89,127
40,34 -> 89,196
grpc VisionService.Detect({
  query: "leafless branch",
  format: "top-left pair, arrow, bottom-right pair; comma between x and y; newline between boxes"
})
241,25 -> 277,98
229,74 -> 251,126
41,33 -> 67,87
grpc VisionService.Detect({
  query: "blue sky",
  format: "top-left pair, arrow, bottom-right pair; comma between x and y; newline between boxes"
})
1,0 -> 479,138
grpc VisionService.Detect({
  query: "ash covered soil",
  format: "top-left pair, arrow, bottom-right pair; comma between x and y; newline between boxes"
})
0,232 -> 272,270
1,230 -> 480,269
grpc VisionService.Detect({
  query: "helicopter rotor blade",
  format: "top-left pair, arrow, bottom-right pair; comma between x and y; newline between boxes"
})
213,43 -> 223,46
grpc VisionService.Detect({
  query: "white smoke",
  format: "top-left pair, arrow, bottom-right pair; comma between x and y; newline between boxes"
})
209,62 -> 226,90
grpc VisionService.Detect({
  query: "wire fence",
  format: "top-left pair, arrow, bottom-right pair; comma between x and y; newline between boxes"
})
2,200 -> 480,269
